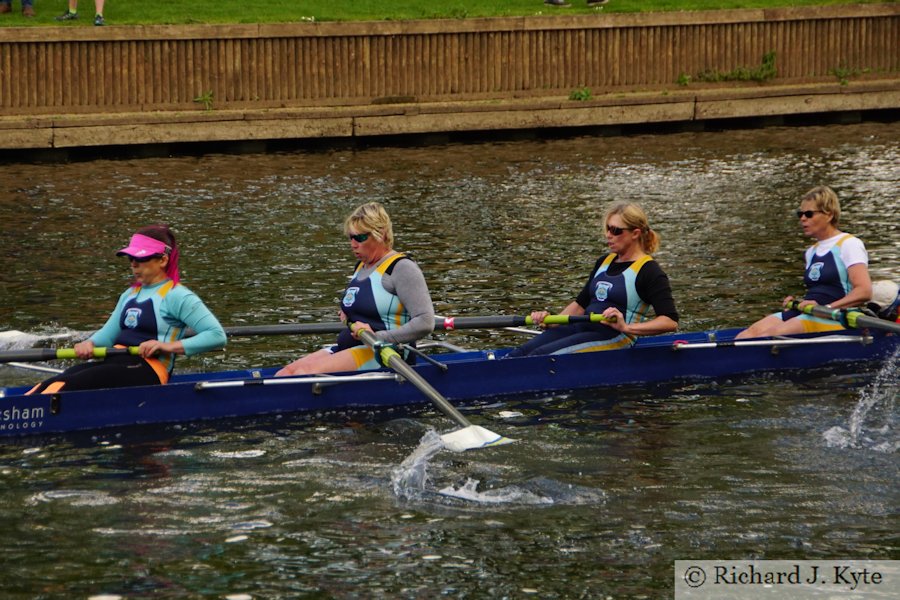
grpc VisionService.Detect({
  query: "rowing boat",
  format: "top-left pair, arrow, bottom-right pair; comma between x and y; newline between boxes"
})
1,326 -> 896,439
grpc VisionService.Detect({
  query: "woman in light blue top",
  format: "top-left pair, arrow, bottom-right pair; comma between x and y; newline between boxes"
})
26,224 -> 226,394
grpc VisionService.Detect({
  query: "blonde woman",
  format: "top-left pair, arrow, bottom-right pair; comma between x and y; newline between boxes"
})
507,201 -> 678,357
737,186 -> 871,339
277,202 -> 435,376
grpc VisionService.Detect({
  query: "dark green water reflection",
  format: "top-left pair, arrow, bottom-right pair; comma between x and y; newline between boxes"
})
0,122 -> 897,598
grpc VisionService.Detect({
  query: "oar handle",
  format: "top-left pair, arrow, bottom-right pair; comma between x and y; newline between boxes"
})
0,346 -> 140,364
534,313 -> 615,326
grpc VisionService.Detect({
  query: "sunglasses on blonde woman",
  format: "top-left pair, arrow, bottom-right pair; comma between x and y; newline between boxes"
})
606,225 -> 629,236
348,232 -> 370,243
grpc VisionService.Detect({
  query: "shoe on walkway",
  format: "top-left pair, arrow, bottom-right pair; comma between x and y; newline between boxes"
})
22,4 -> 35,16
587,0 -> 609,5
544,0 -> 571,6
0,4 -> 12,14
93,13 -> 104,25
55,10 -> 78,20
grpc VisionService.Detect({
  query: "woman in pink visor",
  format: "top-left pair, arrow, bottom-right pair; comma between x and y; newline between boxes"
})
26,224 -> 227,394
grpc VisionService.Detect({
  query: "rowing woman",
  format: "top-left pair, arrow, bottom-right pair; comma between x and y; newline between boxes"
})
26,224 -> 227,394
275,202 -> 435,376
506,201 -> 679,357
736,185 -> 872,339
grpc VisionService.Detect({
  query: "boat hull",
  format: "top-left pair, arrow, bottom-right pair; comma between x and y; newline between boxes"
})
1,328 -> 897,439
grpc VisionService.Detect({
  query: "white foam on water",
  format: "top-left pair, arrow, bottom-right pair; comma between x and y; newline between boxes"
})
824,346 -> 899,452
231,520 -> 273,531
226,535 -> 249,543
210,450 -> 267,459
822,425 -> 853,449
29,489 -> 120,507
498,411 -> 524,418
438,475 -> 607,506
438,478 -> 554,505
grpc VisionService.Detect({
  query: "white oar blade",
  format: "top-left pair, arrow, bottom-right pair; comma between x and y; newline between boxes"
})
440,425 -> 515,452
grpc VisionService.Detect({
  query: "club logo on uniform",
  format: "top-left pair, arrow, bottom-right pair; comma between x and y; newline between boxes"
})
595,281 -> 613,301
808,262 -> 825,281
343,287 -> 360,307
124,308 -> 142,329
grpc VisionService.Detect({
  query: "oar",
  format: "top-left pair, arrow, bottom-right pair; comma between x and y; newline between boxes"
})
0,346 -> 140,364
357,328 -> 514,452
223,323 -> 345,336
218,313 -> 612,337
436,313 -> 613,330
787,300 -> 900,334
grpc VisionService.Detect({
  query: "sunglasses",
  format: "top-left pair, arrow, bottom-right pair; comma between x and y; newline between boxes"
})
348,232 -> 370,243
606,225 -> 630,236
796,210 -> 823,219
127,255 -> 161,263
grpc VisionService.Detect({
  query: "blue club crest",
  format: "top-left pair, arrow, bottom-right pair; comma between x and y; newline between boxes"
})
343,287 -> 360,307
123,308 -> 142,329
808,262 -> 824,282
594,281 -> 613,302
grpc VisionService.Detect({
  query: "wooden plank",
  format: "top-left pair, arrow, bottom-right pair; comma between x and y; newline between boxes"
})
353,100 -> 697,136
0,126 -> 54,149
51,116 -> 355,147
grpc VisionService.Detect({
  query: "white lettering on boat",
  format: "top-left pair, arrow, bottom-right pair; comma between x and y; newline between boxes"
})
0,405 -> 45,431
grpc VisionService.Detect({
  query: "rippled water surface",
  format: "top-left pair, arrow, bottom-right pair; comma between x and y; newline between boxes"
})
0,122 -> 898,598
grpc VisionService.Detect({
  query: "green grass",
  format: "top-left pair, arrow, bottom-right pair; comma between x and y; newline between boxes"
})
0,0 -> 891,26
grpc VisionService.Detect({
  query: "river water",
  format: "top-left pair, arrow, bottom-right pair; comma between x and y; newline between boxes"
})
0,122 -> 898,598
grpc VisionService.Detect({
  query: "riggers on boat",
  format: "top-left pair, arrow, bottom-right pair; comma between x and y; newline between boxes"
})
1,328 -> 897,439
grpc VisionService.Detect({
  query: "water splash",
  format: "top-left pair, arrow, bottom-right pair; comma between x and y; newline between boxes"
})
824,346 -> 899,452
391,430 -> 607,505
391,429 -> 444,499
0,328 -> 86,351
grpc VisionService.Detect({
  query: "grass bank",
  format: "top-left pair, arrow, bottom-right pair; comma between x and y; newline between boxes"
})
0,0 -> 890,26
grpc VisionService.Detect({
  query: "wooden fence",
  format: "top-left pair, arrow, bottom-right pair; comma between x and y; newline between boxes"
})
1,5 -> 898,116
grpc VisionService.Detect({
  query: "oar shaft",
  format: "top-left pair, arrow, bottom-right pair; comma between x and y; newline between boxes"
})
223,323 -> 345,336
848,313 -> 900,334
214,313 -> 613,337
358,329 -> 472,429
438,313 -> 611,330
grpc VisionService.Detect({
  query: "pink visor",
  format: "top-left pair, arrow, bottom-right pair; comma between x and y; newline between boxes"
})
116,234 -> 171,259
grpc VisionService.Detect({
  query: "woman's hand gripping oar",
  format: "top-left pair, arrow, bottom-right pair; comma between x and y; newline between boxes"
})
356,328 -> 514,452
